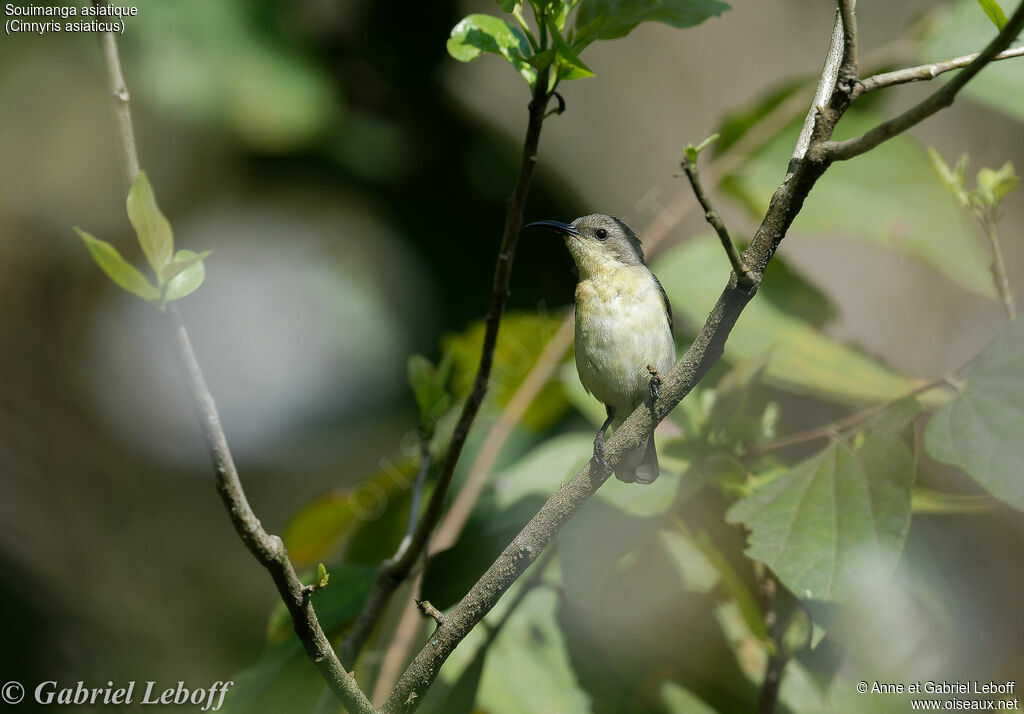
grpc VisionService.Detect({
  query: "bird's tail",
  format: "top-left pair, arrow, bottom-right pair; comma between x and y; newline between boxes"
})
614,435 -> 659,486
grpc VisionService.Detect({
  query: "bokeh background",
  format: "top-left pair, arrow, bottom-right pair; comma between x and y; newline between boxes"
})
1,0 -> 1022,712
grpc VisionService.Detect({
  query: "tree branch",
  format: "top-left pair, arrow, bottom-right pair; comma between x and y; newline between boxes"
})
792,10 -> 845,165
167,311 -> 374,714
857,47 -> 1024,95
822,1 -> 1024,162
680,151 -> 755,289
336,68 -> 553,671
90,15 -> 374,714
392,434 -> 432,565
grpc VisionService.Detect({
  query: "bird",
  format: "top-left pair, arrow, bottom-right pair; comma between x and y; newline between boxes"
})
526,214 -> 675,484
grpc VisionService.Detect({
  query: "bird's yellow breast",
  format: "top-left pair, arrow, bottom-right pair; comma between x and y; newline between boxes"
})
574,265 -> 675,420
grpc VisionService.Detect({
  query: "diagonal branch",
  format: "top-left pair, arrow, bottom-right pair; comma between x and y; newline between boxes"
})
336,68 -> 553,672
90,12 -> 374,714
680,151 -> 755,289
822,1 -> 1024,162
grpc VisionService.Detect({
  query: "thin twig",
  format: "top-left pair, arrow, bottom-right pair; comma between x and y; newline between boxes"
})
168,311 -> 375,714
743,372 -> 957,459
90,16 -> 374,714
978,216 -> 1018,321
857,46 -> 1024,95
93,0 -> 139,189
415,600 -> 445,627
756,572 -> 788,714
680,153 -> 755,289
336,67 -> 553,672
822,2 -> 1024,162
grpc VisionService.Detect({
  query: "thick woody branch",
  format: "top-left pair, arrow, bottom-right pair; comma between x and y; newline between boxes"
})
336,68 -> 553,672
91,15 -> 374,714
822,1 -> 1024,162
680,153 -> 755,289
836,0 -> 858,92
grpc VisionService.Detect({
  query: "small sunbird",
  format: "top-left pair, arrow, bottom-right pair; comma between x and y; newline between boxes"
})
526,214 -> 675,485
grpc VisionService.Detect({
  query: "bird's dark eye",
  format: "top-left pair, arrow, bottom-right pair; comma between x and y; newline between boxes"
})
595,228 -> 608,240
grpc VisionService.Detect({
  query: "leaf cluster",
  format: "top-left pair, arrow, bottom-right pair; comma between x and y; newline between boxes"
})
76,171 -> 210,308
447,0 -> 729,90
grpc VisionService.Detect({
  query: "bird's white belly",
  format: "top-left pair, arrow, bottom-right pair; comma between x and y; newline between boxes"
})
574,272 -> 675,420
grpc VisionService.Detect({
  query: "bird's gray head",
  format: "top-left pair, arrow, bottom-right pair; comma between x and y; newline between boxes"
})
526,214 -> 647,278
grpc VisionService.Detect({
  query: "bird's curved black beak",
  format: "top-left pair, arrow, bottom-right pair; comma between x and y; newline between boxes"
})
525,220 -> 579,236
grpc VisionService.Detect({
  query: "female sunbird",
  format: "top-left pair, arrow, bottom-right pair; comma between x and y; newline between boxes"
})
527,214 -> 675,484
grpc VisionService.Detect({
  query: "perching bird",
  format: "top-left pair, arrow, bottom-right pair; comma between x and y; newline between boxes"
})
527,214 -> 675,484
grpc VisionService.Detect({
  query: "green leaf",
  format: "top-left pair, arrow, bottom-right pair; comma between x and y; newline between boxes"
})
701,357 -> 777,451
499,0 -> 519,11
159,249 -> 212,285
726,110 -> 997,297
974,161 -> 1019,211
928,147 -> 969,207
443,312 -> 569,430
163,248 -> 207,301
654,236 -> 921,405
75,228 -> 161,302
573,0 -> 730,50
126,171 -> 175,276
977,0 -> 1009,29
407,353 -> 453,433
727,400 -> 921,602
684,132 -> 719,163
447,14 -> 536,85
919,0 -> 1024,122
925,318 -> 1024,510
546,19 -> 595,80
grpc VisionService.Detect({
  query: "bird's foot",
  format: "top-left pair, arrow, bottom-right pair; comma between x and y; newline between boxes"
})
592,432 -> 612,473
647,365 -> 664,400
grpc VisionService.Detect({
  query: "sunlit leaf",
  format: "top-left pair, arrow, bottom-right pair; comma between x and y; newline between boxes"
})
159,249 -> 212,285
726,111 -> 996,297
547,19 -> 595,80
925,318 -> 1024,510
573,0 -> 730,49
654,236 -> 921,405
727,400 -> 921,602
163,249 -> 207,301
447,14 -> 536,85
126,171 -> 174,276
443,312 -> 569,430
977,0 -> 1009,29
75,228 -> 161,302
